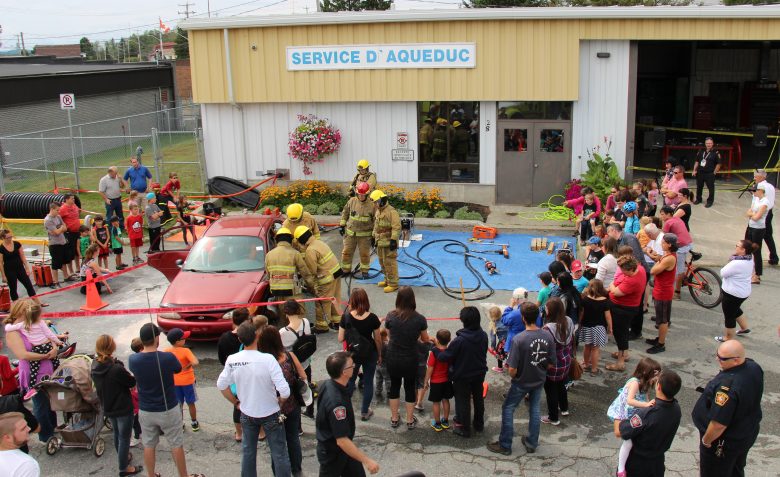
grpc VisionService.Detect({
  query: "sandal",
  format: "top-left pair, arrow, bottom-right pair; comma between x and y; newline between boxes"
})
391,418 -> 400,429
590,368 -> 603,377
610,352 -> 630,361
234,433 -> 242,442
119,466 -> 143,477
605,363 -> 625,372
407,416 -> 418,430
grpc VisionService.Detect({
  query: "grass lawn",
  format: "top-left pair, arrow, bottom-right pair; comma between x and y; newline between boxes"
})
2,134 -> 205,238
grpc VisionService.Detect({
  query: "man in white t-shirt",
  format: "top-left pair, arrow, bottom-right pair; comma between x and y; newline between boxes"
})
643,223 -> 665,266
217,321 -> 291,477
754,169 -> 777,265
0,412 -> 40,477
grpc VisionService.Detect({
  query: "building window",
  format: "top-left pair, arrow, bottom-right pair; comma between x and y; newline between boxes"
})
498,101 -> 571,120
418,101 -> 480,183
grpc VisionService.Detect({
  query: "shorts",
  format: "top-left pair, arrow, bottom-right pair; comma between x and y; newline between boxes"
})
428,381 -> 454,402
139,407 -> 184,448
49,243 -> 67,270
676,244 -> 692,274
129,237 -> 143,248
416,364 -> 426,390
653,299 -> 672,325
579,325 -> 607,348
175,384 -> 198,405
721,291 -> 747,329
98,246 -> 109,258
112,247 -> 123,255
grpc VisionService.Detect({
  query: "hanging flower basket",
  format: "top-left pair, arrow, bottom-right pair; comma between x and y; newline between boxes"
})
288,114 -> 342,175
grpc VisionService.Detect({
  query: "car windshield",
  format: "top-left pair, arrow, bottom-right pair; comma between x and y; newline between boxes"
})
182,235 -> 265,273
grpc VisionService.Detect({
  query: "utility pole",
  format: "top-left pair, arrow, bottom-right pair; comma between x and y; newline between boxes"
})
19,32 -> 27,56
178,2 -> 196,18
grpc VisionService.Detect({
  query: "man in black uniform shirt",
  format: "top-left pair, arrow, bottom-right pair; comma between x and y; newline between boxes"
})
619,369 -> 682,477
692,340 -> 763,477
316,351 -> 379,477
692,137 -> 721,208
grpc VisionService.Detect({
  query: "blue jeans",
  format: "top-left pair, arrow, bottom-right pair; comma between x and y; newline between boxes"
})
110,413 -> 134,472
281,408 -> 302,474
32,392 -> 56,442
499,381 -> 542,451
347,351 -> 377,415
105,198 -> 125,231
240,411 -> 291,477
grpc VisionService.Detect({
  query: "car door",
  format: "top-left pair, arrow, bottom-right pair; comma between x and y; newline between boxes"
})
146,224 -> 200,282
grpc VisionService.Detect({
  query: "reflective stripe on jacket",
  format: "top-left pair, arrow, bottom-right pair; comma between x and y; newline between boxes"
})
373,204 -> 401,247
304,239 -> 341,285
340,196 -> 374,236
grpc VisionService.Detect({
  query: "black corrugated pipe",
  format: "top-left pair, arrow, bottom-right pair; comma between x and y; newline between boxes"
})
0,192 -> 81,219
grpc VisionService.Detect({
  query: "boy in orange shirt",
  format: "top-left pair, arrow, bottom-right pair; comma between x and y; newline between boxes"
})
165,328 -> 200,431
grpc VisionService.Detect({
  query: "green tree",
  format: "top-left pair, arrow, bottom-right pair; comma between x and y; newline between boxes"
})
79,37 -> 95,59
319,0 -> 391,12
174,28 -> 190,59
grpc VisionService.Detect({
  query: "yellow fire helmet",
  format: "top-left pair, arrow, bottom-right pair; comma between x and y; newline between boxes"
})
369,189 -> 386,202
276,227 -> 292,237
452,121 -> 462,128
357,159 -> 370,170
286,203 -> 303,220
293,226 -> 310,240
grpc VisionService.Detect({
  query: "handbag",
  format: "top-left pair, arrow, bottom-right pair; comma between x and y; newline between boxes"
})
569,358 -> 584,380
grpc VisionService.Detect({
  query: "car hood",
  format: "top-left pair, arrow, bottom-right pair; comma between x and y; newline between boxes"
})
161,270 -> 264,307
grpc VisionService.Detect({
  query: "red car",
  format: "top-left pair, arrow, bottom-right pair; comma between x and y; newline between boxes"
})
147,215 -> 282,341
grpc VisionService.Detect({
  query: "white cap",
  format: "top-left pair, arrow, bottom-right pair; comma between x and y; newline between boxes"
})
757,182 -> 768,192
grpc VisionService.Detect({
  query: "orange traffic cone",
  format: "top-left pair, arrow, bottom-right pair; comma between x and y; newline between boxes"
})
80,270 -> 109,311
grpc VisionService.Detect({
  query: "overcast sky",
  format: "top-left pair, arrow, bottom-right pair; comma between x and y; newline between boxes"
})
0,0 -> 462,49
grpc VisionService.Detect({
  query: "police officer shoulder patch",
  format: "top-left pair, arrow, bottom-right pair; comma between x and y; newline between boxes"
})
715,391 -> 729,407
333,406 -> 347,420
630,414 -> 643,428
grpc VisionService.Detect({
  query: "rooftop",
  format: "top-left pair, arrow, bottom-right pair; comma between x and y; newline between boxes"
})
0,62 -> 170,79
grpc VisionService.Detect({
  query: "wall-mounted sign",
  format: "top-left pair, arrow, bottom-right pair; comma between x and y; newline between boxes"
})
396,132 -> 408,149
391,149 -> 414,161
287,43 -> 476,71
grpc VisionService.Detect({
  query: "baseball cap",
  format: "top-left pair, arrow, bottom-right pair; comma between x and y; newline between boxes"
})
139,323 -> 161,343
587,236 -> 602,245
166,328 -> 190,344
146,192 -> 156,200
571,260 -> 583,272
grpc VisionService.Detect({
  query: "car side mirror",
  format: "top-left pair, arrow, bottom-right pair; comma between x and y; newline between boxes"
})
175,259 -> 183,268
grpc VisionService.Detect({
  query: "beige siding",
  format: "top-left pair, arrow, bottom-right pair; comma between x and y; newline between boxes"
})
190,18 -> 780,104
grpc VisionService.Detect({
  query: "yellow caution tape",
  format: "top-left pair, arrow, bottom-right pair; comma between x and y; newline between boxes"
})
628,166 -> 780,174
637,124 -> 779,139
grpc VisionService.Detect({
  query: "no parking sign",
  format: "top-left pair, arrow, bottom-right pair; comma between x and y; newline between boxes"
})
60,93 -> 76,110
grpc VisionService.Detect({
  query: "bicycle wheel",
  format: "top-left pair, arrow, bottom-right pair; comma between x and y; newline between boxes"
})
687,267 -> 723,308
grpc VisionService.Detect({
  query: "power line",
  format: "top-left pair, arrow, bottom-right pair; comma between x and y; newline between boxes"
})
179,1 -> 197,18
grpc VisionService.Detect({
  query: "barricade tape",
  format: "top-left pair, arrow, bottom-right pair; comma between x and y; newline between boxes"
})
636,123 -> 779,139
628,165 -> 780,174
35,262 -> 149,297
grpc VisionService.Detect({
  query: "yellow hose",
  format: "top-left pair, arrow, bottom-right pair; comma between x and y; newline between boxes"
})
513,195 -> 577,221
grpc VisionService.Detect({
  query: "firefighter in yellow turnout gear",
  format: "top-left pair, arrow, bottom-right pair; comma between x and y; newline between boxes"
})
295,226 -> 343,332
265,227 -> 315,324
340,182 -> 374,278
370,189 -> 401,293
282,203 -> 319,251
348,159 -> 377,197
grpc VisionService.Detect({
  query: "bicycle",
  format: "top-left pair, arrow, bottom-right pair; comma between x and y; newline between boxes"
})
681,251 -> 723,308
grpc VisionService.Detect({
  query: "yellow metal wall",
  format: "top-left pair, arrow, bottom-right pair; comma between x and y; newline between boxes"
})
189,18 -> 780,104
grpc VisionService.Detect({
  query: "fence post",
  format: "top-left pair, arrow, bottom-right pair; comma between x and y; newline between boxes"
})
196,128 -> 207,192
151,127 -> 161,183
78,126 -> 85,166
127,119 -> 133,152
0,155 -> 5,194
40,133 -> 49,174
67,109 -> 80,190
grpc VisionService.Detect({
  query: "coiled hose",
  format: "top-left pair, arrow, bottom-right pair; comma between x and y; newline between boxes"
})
511,195 -> 576,222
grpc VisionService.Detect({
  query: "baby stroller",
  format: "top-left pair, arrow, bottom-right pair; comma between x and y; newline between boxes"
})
37,354 -> 107,457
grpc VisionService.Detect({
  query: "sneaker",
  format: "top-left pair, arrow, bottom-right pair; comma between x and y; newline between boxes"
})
521,436 -> 536,454
541,416 -> 560,426
191,420 -> 200,432
645,337 -> 659,345
440,418 -> 450,429
414,405 -> 425,414
714,336 -> 726,342
328,322 -> 340,331
130,436 -> 140,447
487,441 -> 511,456
452,427 -> 470,438
560,411 -> 570,417
430,420 -> 443,432
361,409 -> 373,422
22,388 -> 38,401
646,344 -> 666,354
736,328 -> 751,335
491,366 -> 504,373
564,380 -> 575,391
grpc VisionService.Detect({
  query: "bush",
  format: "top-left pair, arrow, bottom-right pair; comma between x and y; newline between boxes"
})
317,201 -> 340,215
260,180 -> 347,210
434,210 -> 451,219
453,206 -> 482,221
415,209 -> 430,218
375,183 -> 445,216
303,203 -> 319,215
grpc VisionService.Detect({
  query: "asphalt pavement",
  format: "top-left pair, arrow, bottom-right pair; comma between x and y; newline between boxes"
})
4,225 -> 779,477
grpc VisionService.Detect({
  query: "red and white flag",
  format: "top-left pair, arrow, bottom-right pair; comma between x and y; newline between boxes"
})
159,18 -> 170,33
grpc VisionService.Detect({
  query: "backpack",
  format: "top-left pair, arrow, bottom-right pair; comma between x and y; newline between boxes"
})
343,310 -> 373,363
287,319 -> 317,363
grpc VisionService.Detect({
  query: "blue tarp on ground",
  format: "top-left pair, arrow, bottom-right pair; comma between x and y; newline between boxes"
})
360,230 -> 572,292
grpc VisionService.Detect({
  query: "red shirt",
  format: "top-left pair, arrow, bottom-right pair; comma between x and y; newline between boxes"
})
126,214 -> 144,239
59,203 -> 81,233
609,269 -> 647,307
0,355 -> 19,396
662,216 -> 692,247
427,348 -> 449,384
652,254 -> 677,301
161,179 -> 180,196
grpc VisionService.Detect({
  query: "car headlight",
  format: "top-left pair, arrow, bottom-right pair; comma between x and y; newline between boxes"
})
222,310 -> 234,320
159,313 -> 181,320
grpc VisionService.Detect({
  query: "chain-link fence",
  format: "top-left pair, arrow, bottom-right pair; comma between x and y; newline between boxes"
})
0,102 -> 206,200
